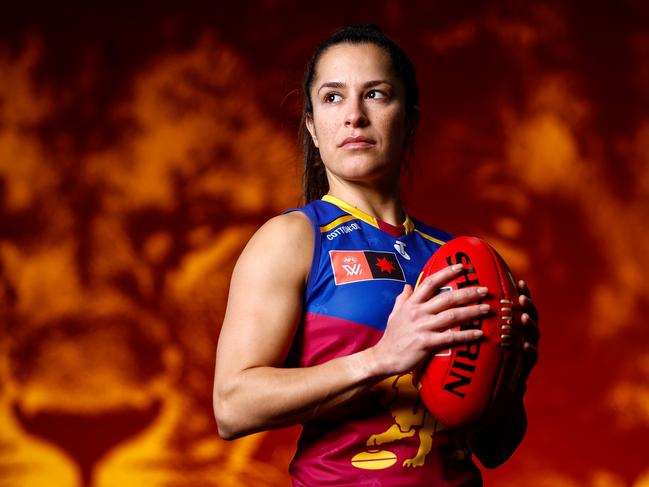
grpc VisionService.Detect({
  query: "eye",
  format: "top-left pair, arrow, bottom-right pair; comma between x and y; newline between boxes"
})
367,90 -> 388,100
323,92 -> 342,103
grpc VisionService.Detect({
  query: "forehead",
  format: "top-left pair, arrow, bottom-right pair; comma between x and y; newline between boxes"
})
314,43 -> 396,85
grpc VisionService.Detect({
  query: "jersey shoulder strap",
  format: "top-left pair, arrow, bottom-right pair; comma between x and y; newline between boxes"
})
409,216 -> 455,245
283,200 -> 348,295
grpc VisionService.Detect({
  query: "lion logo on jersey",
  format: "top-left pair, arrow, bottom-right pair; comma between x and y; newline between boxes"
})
351,373 -> 468,470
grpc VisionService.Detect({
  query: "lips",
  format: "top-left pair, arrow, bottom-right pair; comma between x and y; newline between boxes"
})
339,136 -> 375,148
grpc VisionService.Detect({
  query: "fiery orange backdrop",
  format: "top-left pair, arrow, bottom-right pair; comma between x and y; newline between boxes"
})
1,2 -> 648,486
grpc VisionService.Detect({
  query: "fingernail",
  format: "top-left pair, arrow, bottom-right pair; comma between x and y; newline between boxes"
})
452,264 -> 463,271
477,286 -> 488,295
474,330 -> 484,337
480,304 -> 491,312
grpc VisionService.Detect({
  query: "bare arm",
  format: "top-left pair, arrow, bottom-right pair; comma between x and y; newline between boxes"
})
468,386 -> 527,468
213,212 -> 490,440
469,280 -> 539,468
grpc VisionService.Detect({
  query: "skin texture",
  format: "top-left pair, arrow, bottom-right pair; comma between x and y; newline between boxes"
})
213,42 -> 539,469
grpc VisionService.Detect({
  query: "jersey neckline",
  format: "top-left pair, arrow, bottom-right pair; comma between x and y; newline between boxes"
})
321,194 -> 415,238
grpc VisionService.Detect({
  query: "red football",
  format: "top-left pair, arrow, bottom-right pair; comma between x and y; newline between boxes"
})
418,236 -> 524,428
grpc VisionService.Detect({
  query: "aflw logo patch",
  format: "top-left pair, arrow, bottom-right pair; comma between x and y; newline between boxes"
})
330,250 -> 405,285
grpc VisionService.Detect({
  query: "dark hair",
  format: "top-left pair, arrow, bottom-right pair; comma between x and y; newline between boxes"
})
301,24 -> 420,203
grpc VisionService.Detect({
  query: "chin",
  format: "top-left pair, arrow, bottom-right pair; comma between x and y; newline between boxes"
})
328,154 -> 399,183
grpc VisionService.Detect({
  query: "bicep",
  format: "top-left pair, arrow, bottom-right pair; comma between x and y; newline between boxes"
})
215,213 -> 313,382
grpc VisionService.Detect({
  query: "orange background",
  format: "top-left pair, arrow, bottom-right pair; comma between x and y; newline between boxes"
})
1,2 -> 648,486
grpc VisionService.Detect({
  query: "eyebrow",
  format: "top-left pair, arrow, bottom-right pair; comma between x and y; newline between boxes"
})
317,79 -> 391,94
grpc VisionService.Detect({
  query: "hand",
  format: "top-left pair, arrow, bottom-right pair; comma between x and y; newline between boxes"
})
517,280 -> 539,384
370,264 -> 490,377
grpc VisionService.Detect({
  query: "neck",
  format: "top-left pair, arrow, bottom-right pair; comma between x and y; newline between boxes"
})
326,179 -> 403,226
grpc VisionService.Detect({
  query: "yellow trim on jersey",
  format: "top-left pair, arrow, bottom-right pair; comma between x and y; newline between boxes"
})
414,229 -> 447,246
322,195 -> 378,227
403,214 -> 415,234
322,194 -> 414,234
319,215 -> 356,233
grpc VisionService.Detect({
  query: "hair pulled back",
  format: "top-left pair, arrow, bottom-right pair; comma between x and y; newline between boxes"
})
301,24 -> 420,203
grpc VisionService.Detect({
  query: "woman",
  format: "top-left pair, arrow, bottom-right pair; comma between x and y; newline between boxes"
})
214,25 -> 539,486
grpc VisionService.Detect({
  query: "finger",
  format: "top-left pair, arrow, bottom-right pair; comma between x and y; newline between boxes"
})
519,294 -> 535,308
518,279 -> 531,299
424,285 -> 489,314
411,264 -> 465,304
523,341 -> 538,356
521,313 -> 540,345
431,328 -> 484,350
425,303 -> 491,332
519,294 -> 539,323
393,284 -> 413,311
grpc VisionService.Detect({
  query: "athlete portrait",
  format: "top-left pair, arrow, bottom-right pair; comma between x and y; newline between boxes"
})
213,25 -> 540,486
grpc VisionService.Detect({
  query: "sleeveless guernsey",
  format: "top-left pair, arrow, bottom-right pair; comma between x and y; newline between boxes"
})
286,195 -> 483,487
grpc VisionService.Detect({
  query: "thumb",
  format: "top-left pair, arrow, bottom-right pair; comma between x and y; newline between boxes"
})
393,284 -> 413,312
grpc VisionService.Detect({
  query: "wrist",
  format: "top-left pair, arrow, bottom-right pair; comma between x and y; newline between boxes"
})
359,346 -> 393,384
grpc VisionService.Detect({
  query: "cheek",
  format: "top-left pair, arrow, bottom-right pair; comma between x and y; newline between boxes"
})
314,117 -> 338,147
383,110 -> 408,150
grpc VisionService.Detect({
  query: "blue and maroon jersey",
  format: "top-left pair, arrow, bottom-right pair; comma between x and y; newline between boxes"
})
287,195 -> 482,487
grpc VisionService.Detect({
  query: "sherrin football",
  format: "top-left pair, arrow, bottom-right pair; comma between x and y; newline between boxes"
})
417,236 -> 524,428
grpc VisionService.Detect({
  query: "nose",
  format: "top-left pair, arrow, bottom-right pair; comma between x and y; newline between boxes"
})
344,99 -> 369,127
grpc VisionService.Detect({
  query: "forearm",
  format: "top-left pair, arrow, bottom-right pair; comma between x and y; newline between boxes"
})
468,386 -> 527,469
468,281 -> 538,468
214,347 -> 385,440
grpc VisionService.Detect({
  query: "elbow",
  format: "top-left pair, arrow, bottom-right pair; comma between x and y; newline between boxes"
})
216,422 -> 239,442
472,427 -> 525,469
213,383 -> 252,441
471,433 -> 519,469
477,431 -> 525,468
214,410 -> 236,441
213,393 -> 241,441
470,405 -> 527,469
478,450 -> 513,470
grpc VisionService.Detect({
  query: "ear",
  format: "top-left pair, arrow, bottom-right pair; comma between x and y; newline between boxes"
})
305,113 -> 319,148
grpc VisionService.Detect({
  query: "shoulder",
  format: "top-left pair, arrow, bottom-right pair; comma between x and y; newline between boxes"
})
250,211 -> 313,247
234,211 -> 314,286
